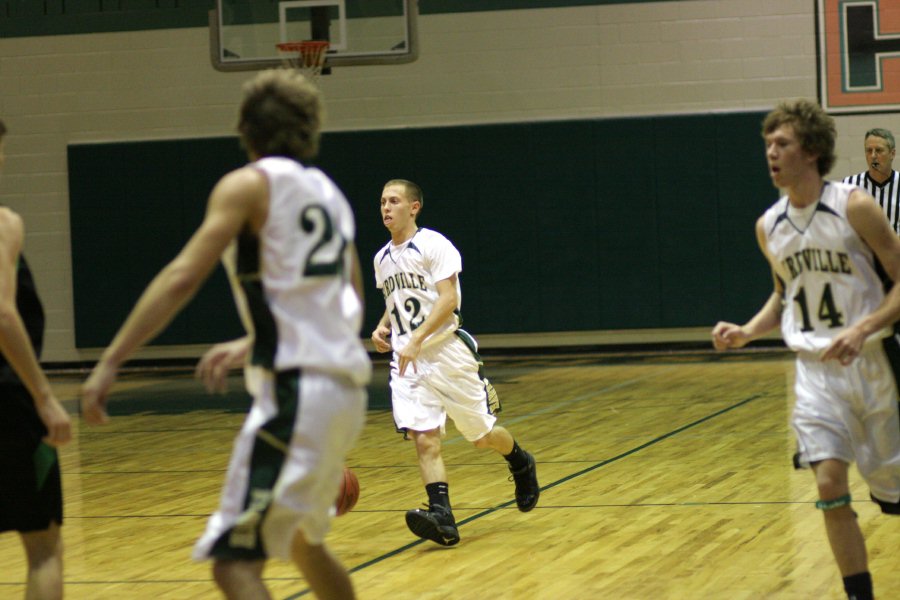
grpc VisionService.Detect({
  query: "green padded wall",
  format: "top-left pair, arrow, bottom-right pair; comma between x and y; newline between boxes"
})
68,111 -> 776,348
0,1 -> 679,38
68,137 -> 247,347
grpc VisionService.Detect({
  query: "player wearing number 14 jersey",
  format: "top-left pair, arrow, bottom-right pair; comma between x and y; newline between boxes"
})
371,179 -> 539,546
764,181 -> 888,354
712,99 -> 900,600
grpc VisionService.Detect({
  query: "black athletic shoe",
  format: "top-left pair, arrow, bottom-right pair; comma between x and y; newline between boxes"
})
509,451 -> 540,512
870,492 -> 900,515
405,504 -> 460,546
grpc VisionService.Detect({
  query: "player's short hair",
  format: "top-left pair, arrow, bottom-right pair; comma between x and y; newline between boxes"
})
865,128 -> 895,151
0,118 -> 6,139
237,69 -> 322,161
762,99 -> 836,176
384,179 -> 424,214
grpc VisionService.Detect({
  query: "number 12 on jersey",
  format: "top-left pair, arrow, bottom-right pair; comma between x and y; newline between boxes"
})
390,298 -> 424,335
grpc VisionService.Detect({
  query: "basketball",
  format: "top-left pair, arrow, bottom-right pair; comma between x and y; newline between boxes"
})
335,466 -> 360,516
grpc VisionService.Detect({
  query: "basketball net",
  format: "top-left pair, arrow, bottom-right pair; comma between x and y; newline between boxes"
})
275,41 -> 330,84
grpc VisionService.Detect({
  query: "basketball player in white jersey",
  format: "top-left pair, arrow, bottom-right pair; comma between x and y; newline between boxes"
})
843,128 -> 900,235
371,179 -> 539,546
81,70 -> 371,600
712,99 -> 900,600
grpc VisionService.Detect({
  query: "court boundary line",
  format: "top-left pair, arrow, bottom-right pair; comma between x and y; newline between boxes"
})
282,392 -> 765,599
0,393 -> 763,593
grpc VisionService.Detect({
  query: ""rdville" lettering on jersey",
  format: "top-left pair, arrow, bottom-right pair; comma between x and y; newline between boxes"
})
382,271 -> 428,298
781,248 -> 852,280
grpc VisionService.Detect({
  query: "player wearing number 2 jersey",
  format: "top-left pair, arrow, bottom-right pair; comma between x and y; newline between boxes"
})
371,179 -> 540,546
713,99 -> 900,600
81,69 -> 370,599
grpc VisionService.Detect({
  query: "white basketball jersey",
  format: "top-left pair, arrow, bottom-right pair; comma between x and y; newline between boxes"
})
762,181 -> 890,353
373,228 -> 463,351
224,156 -> 371,385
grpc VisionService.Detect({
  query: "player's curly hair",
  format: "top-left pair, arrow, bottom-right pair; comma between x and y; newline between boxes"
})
237,69 -> 323,161
762,99 -> 836,176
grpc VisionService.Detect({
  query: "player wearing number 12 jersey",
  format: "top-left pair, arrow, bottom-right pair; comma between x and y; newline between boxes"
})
371,179 -> 540,546
713,99 -> 900,600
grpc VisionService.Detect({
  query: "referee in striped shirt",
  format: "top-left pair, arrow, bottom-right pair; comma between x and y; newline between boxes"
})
843,128 -> 900,235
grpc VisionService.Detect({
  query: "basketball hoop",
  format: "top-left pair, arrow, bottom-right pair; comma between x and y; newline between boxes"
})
276,41 -> 330,83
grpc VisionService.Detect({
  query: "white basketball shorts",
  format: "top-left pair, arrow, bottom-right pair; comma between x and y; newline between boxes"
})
193,368 -> 366,561
792,343 -> 900,503
390,333 -> 497,442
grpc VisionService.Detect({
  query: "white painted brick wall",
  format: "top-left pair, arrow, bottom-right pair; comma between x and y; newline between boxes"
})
0,1 -> 881,360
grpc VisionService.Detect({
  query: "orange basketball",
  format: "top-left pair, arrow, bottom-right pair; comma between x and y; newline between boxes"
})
335,466 -> 359,516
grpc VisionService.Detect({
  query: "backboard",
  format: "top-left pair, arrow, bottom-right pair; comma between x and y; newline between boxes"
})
210,0 -> 418,72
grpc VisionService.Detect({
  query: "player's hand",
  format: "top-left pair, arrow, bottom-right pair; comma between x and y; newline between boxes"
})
820,327 -> 864,365
397,337 -> 422,376
371,324 -> 392,353
711,321 -> 749,350
37,396 -> 72,447
196,338 -> 250,393
81,361 -> 118,425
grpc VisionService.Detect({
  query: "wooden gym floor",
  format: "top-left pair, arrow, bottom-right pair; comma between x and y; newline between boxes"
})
1,349 -> 899,599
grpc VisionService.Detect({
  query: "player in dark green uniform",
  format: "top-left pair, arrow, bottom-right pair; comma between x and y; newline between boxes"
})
0,117 -> 72,600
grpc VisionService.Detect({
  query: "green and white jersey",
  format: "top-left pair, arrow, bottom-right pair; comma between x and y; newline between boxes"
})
762,181 -> 890,353
374,228 -> 462,352
224,156 -> 371,386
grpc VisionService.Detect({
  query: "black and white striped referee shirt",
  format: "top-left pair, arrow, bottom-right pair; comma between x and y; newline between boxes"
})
843,170 -> 900,235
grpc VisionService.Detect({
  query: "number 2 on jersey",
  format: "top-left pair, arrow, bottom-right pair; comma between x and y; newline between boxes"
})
792,283 -> 844,332
390,298 -> 424,335
300,204 -> 346,276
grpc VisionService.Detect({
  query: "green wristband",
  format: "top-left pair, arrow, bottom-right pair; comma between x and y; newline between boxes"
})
815,494 -> 851,510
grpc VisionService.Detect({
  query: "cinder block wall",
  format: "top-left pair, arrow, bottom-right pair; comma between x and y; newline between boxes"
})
0,1 -> 885,361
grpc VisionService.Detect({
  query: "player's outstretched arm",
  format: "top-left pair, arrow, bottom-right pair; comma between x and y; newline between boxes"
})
0,208 -> 71,445
81,167 -> 267,423
712,216 -> 782,351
